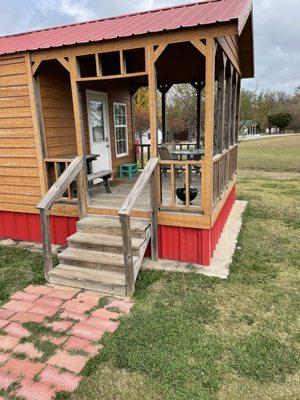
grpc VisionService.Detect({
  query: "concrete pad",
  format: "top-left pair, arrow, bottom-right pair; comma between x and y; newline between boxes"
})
17,241 -> 36,250
0,239 -> 16,247
17,241 -> 63,255
142,200 -> 247,279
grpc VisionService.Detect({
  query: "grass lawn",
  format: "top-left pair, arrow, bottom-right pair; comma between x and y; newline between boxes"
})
0,136 -> 299,399
0,247 -> 45,307
238,134 -> 300,172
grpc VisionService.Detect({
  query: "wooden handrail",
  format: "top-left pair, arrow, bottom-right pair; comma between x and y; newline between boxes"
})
44,157 -> 75,163
118,157 -> 159,296
213,145 -> 237,205
37,157 -> 83,213
119,157 -> 159,215
37,156 -> 85,279
213,144 -> 237,163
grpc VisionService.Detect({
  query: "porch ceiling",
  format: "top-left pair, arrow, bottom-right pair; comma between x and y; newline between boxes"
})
156,41 -> 206,86
74,41 -> 206,90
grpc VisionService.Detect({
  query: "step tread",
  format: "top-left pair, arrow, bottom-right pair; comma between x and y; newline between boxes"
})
58,247 -> 139,266
49,264 -> 125,285
68,232 -> 144,249
78,216 -> 150,230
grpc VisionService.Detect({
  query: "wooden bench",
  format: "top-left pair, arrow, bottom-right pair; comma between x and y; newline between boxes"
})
87,170 -> 113,193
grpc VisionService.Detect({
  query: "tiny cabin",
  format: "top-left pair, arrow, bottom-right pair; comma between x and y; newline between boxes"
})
0,0 -> 254,296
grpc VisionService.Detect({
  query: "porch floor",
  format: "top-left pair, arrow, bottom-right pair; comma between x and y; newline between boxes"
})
88,171 -> 202,212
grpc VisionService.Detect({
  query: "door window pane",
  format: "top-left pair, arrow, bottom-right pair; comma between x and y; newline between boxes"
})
113,103 -> 128,156
90,100 -> 104,142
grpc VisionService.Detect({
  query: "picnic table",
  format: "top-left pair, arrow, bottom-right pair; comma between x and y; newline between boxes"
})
171,148 -> 204,179
171,148 -> 204,160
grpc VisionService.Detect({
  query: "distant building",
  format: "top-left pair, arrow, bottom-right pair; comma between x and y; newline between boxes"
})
240,120 -> 258,135
139,128 -> 163,145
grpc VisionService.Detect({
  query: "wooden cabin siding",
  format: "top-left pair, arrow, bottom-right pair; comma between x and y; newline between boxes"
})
39,63 -> 77,158
0,54 -> 41,212
81,80 -> 135,176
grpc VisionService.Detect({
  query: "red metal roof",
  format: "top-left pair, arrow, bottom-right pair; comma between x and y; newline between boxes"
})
0,0 -> 252,56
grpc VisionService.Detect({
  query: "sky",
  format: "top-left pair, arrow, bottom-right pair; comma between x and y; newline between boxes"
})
0,0 -> 299,94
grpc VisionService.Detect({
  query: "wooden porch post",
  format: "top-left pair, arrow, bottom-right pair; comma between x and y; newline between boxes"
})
196,83 -> 204,148
161,89 -> 166,143
69,56 -> 88,217
158,83 -> 172,144
25,54 -> 48,195
231,71 -> 238,145
224,63 -> 233,149
235,76 -> 241,143
216,57 -> 226,154
147,46 -> 158,157
202,38 -> 215,222
147,45 -> 160,255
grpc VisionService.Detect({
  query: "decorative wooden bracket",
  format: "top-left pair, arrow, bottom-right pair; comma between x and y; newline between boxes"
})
191,81 -> 205,91
57,57 -> 70,72
153,44 -> 167,62
32,57 -> 70,75
190,40 -> 207,57
31,60 -> 42,76
130,86 -> 139,96
158,83 -> 173,94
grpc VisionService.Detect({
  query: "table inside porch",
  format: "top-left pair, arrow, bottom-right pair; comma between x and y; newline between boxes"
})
171,148 -> 205,160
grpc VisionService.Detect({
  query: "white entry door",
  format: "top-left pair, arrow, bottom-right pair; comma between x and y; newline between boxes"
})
86,90 -> 111,172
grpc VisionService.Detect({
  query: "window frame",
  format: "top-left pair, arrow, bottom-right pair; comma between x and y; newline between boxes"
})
113,102 -> 128,158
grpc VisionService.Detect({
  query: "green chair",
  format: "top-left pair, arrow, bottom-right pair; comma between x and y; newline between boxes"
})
118,163 -> 138,178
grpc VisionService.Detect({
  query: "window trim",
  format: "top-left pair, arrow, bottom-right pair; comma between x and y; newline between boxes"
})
113,102 -> 128,158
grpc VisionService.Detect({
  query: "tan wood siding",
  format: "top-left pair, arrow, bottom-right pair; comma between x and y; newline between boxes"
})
0,55 -> 42,212
39,62 -> 77,158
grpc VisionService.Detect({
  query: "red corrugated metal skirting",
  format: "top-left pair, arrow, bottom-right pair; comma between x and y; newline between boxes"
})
158,185 -> 236,266
0,212 -> 78,245
0,186 -> 235,266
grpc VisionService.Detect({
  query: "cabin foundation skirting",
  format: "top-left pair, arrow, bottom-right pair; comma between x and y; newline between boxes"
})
0,212 -> 78,246
157,186 -> 236,266
0,186 -> 235,267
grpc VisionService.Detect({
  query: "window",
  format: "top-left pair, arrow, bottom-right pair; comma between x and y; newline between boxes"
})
113,103 -> 128,157
89,100 -> 104,142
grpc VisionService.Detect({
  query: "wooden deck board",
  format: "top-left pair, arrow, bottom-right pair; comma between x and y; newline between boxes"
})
88,172 -> 202,212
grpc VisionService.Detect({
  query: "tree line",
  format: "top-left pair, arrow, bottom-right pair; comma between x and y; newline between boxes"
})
240,86 -> 300,133
134,85 -> 300,138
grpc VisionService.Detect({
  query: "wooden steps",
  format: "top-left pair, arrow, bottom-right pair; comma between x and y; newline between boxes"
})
48,264 -> 126,296
58,247 -> 138,271
77,216 -> 150,238
68,232 -> 144,256
48,215 -> 150,296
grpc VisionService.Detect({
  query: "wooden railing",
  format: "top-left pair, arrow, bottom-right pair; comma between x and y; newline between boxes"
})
44,158 -> 76,201
37,157 -> 86,279
119,157 -> 159,296
159,160 -> 203,212
213,145 -> 237,205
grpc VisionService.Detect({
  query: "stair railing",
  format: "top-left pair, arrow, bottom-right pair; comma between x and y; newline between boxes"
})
119,157 -> 159,296
37,156 -> 86,279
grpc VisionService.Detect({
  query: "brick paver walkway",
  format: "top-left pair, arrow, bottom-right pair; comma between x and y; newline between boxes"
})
0,285 -> 133,399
